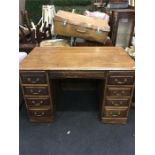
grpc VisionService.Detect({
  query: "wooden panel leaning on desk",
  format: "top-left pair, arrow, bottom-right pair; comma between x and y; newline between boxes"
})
19,47 -> 135,124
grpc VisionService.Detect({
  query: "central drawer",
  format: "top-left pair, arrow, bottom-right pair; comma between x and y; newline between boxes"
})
108,71 -> 135,76
49,71 -> 105,79
23,86 -> 49,95
106,86 -> 132,96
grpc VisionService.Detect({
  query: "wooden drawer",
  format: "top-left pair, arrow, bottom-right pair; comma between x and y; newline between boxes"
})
28,109 -> 52,117
25,97 -> 50,107
103,107 -> 128,118
20,71 -> 47,84
108,71 -> 135,76
108,76 -> 134,85
106,86 -> 132,96
49,71 -> 105,79
101,117 -> 127,124
105,97 -> 130,107
23,86 -> 49,95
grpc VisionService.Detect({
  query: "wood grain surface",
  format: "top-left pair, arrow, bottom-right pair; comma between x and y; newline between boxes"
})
19,47 -> 135,70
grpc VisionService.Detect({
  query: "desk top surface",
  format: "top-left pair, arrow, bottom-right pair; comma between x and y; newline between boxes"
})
19,47 -> 135,71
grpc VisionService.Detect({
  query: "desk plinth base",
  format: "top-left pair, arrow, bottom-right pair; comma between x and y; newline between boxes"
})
29,116 -> 54,123
101,117 -> 127,124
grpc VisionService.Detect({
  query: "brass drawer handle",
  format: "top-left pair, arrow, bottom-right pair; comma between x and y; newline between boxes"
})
114,78 -> 128,84
27,77 -> 40,83
110,111 -> 121,117
113,91 -> 120,96
30,89 -> 42,94
34,112 -> 45,117
32,100 -> 35,104
40,100 -> 43,104
114,90 -> 126,96
32,100 -> 44,106
111,101 -> 124,106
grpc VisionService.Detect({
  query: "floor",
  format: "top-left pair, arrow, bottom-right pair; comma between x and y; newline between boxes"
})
19,90 -> 135,155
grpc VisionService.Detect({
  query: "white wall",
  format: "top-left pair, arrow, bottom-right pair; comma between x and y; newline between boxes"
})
19,0 -> 25,24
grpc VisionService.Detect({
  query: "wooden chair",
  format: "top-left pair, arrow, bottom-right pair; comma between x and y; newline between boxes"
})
19,26 -> 37,53
19,9 -> 53,53
19,10 -> 38,53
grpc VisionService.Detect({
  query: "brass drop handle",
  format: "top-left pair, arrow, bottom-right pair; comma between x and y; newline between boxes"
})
111,101 -> 123,106
32,100 -> 43,106
32,100 -> 35,104
30,89 -> 41,94
110,111 -> 121,117
113,91 -> 119,96
114,90 -> 126,96
27,78 -> 31,81
40,100 -> 43,104
34,112 -> 45,117
114,78 -> 128,84
36,100 -> 44,106
27,77 -> 40,83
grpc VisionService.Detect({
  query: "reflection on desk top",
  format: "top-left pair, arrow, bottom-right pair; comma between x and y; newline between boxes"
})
19,47 -> 135,71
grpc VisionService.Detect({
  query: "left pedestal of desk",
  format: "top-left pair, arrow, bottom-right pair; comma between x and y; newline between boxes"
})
19,71 -> 54,123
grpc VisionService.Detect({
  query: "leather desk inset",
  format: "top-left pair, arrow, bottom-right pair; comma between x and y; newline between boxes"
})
19,47 -> 135,124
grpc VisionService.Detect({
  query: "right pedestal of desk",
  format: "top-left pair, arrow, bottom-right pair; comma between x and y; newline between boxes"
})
101,71 -> 135,124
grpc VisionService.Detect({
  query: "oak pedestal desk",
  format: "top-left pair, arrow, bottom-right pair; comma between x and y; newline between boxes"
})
19,47 -> 135,124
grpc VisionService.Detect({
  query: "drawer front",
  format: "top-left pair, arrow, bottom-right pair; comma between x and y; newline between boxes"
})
28,109 -> 52,117
101,117 -> 127,124
103,108 -> 128,118
49,71 -> 105,79
20,71 -> 47,84
23,86 -> 49,95
108,76 -> 134,85
26,97 -> 50,107
105,98 -> 130,106
106,87 -> 132,96
108,71 -> 135,76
